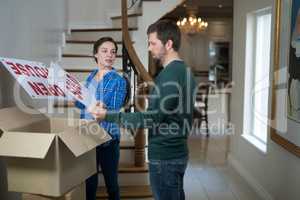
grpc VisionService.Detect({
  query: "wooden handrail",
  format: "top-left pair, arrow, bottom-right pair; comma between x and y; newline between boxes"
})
121,0 -> 153,82
121,0 -> 151,167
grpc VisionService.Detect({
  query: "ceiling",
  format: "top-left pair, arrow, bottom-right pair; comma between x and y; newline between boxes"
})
164,0 -> 233,20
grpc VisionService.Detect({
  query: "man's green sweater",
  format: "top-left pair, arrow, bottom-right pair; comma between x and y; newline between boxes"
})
105,60 -> 196,160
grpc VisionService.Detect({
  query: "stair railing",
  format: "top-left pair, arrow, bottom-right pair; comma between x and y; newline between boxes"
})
121,0 -> 153,167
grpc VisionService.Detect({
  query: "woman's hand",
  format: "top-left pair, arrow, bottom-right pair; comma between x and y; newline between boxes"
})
88,101 -> 107,121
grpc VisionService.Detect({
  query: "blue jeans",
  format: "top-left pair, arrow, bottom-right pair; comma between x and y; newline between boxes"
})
86,140 -> 120,200
149,156 -> 188,200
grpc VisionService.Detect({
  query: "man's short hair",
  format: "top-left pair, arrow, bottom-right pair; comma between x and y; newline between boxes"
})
93,37 -> 118,63
147,19 -> 181,51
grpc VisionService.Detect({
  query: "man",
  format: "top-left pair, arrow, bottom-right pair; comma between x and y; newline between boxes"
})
89,20 -> 196,200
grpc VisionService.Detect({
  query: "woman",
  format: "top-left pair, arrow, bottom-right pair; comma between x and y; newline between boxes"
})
75,37 -> 127,200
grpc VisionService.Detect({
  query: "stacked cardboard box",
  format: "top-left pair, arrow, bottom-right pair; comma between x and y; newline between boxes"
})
0,107 -> 110,199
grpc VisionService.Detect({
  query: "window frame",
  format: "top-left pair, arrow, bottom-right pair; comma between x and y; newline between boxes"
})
243,7 -> 272,153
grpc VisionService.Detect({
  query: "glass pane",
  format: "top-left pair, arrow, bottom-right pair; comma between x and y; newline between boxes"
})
253,13 -> 272,143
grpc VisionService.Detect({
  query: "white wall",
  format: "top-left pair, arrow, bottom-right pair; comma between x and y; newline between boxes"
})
0,0 -> 67,199
67,0 -> 184,69
133,0 -> 183,69
0,0 -> 67,108
67,0 -> 121,29
230,0 -> 300,199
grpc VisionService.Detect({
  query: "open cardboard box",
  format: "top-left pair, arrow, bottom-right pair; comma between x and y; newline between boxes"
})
0,107 -> 111,197
22,182 -> 85,200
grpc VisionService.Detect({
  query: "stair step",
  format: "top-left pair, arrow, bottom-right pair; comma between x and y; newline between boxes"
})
111,13 -> 142,20
49,107 -> 80,118
63,43 -> 123,55
118,164 -> 149,173
66,40 -> 124,44
67,30 -> 135,41
120,140 -> 135,149
98,173 -> 149,187
66,69 -> 94,73
111,13 -> 141,29
58,70 -> 123,83
59,57 -> 122,71
100,164 -> 148,174
53,101 -> 74,108
65,69 -> 123,73
120,140 -> 149,149
96,185 -> 152,199
62,54 -> 122,58
71,27 -> 138,32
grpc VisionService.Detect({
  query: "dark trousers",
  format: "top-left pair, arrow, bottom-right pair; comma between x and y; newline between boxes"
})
149,156 -> 188,200
86,140 -> 120,200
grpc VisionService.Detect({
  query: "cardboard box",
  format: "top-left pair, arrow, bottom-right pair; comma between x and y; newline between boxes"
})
22,182 -> 86,200
0,107 -> 111,197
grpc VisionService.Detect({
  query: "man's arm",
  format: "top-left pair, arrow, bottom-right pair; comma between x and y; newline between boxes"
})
104,110 -> 164,129
90,68 -> 182,128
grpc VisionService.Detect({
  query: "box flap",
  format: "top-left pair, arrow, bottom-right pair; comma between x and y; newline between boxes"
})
57,120 -> 111,157
0,107 -> 47,131
0,131 -> 55,159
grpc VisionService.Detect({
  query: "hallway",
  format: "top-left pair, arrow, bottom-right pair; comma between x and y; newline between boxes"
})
132,135 -> 262,200
184,135 -> 262,200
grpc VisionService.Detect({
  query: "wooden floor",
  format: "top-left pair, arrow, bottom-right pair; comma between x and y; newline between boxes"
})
97,185 -> 152,199
115,134 -> 263,200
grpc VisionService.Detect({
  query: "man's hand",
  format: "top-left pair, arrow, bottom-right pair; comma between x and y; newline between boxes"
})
87,101 -> 107,121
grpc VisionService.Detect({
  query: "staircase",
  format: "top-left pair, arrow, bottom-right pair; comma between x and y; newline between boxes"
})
56,0 -> 183,198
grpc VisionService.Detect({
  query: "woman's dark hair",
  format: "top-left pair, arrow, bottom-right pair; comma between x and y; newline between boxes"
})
93,37 -> 118,63
147,19 -> 181,51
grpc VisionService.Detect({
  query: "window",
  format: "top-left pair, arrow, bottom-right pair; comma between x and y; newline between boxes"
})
243,8 -> 272,153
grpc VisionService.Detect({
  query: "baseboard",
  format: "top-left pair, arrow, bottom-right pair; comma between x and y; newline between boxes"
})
68,21 -> 111,30
228,154 -> 274,200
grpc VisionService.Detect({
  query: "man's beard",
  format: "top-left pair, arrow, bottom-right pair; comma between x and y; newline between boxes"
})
152,57 -> 162,66
152,49 -> 166,66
